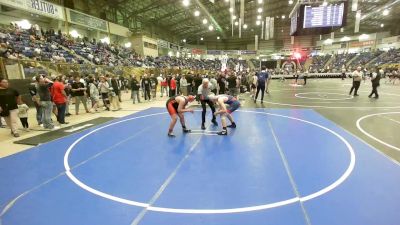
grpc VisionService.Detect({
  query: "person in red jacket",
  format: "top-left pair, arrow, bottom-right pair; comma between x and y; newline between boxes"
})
51,75 -> 68,124
169,75 -> 177,97
160,75 -> 168,97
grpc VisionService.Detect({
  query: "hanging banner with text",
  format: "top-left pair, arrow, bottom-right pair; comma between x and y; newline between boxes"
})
0,0 -> 65,20
67,9 -> 108,32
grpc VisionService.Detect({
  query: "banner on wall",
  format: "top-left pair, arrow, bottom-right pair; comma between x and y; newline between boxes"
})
207,50 -> 222,55
158,39 -> 169,49
67,9 -> 108,32
0,0 -> 65,20
382,36 -> 400,44
349,40 -> 375,48
192,49 -> 205,55
239,50 -> 257,55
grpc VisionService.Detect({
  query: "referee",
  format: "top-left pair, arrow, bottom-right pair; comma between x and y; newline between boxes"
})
198,78 -> 218,130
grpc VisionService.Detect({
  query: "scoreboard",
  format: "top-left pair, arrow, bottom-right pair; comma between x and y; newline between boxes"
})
290,1 -> 347,36
303,3 -> 345,28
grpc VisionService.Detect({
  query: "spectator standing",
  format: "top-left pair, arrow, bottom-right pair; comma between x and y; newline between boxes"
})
88,76 -> 100,113
227,74 -> 237,97
141,74 -> 152,100
0,77 -> 21,137
35,76 -> 58,130
110,76 -> 121,110
169,75 -> 177,97
98,76 -> 111,111
180,75 -> 188,96
29,77 -> 42,125
217,74 -> 227,94
18,101 -> 29,131
71,76 -> 89,114
130,75 -> 141,104
160,75 -> 168,97
51,75 -> 68,124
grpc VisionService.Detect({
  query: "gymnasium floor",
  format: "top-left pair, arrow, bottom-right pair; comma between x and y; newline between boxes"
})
1,78 -> 400,225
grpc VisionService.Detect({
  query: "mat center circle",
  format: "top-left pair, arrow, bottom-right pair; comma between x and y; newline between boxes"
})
63,111 -> 355,214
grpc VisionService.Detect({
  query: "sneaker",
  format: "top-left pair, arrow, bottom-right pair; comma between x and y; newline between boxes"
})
354,94 -> 359,96
217,130 -> 228,136
12,132 -> 20,137
201,124 -> 206,130
227,123 -> 236,128
168,132 -> 176,137
183,128 -> 191,133
211,119 -> 218,126
50,126 -> 61,131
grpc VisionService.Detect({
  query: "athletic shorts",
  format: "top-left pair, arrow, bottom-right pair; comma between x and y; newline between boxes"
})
227,100 -> 240,114
166,99 -> 179,115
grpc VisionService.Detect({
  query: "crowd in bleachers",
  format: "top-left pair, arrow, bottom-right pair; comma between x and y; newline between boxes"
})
309,55 -> 331,72
0,24 -> 246,71
328,53 -> 356,71
373,48 -> 400,66
349,51 -> 383,68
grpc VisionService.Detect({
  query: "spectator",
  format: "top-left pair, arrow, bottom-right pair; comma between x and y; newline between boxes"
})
18,101 -> 29,131
98,76 -> 111,111
0,77 -> 21,137
71,75 -> 89,115
130,75 -> 141,104
51,75 -> 68,124
88,76 -> 100,113
35,76 -> 58,130
141,74 -> 152,101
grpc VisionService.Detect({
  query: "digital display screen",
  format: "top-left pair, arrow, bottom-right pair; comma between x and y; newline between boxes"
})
303,3 -> 345,28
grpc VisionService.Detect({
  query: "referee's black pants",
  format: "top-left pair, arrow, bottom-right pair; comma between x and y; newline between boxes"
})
201,99 -> 216,125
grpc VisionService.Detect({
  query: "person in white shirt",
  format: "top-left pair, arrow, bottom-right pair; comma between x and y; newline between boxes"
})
349,66 -> 363,96
251,73 -> 258,97
180,75 -> 188,96
18,102 -> 29,131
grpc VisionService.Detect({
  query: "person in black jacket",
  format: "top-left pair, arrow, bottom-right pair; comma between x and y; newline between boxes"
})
218,74 -> 227,94
130,75 -> 141,104
141,74 -> 152,100
368,67 -> 381,99
110,76 -> 121,110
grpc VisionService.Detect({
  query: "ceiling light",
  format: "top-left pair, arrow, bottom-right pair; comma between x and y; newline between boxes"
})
258,0 -> 263,4
232,15 -> 237,20
323,39 -> 333,45
224,0 -> 229,2
182,0 -> 190,7
200,37 -> 204,41
257,8 -> 263,13
217,36 -> 220,40
182,39 -> 186,43
380,23 -> 384,28
234,21 -> 239,26
16,19 -> 32,30
289,0 -> 293,5
359,34 -> 369,41
382,9 -> 389,16
202,18 -> 208,24
208,25 -> 214,31
124,42 -> 132,48
243,24 -> 248,29
257,15 -> 262,20
229,7 -> 234,13
340,36 -> 350,42
322,1 -> 328,6
256,20 -> 261,26
194,10 -> 200,17
282,15 -> 286,19
69,30 -> 79,38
